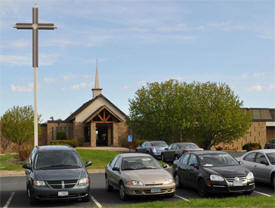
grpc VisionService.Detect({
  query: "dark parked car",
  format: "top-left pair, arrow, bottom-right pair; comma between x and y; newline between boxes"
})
22,145 -> 92,204
265,139 -> 275,149
136,141 -> 168,159
173,151 -> 255,197
237,149 -> 275,187
161,142 -> 203,162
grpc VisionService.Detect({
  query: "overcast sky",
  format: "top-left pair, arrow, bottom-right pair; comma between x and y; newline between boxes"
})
0,0 -> 274,122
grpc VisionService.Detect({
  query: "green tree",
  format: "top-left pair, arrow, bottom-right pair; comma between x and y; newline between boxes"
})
127,80 -> 193,143
187,82 -> 251,149
127,80 -> 251,149
1,105 -> 41,150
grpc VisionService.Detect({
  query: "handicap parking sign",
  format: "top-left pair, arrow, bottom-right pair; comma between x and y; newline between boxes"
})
128,135 -> 133,142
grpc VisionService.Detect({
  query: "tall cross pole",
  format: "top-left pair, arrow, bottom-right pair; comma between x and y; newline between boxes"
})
13,4 -> 57,146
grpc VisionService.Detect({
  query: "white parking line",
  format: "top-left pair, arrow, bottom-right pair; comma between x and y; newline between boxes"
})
175,194 -> 190,201
90,195 -> 103,208
254,191 -> 272,197
3,192 -> 15,208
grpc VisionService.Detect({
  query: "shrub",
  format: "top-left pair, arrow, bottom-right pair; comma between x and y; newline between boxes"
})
120,138 -> 130,148
50,138 -> 79,147
18,145 -> 33,161
56,131 -> 67,140
242,142 -> 261,151
77,137 -> 85,146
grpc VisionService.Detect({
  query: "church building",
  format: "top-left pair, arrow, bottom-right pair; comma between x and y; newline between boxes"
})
40,63 -> 128,147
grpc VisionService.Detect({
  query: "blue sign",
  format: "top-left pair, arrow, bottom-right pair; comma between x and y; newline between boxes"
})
128,135 -> 133,142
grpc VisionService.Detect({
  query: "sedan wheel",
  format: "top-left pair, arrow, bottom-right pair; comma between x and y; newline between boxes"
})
197,179 -> 208,197
175,174 -> 182,188
105,177 -> 113,192
119,183 -> 127,201
272,174 -> 275,189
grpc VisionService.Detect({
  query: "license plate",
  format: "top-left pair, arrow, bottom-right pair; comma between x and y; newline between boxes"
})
233,180 -> 243,186
151,188 -> 161,193
58,191 -> 68,197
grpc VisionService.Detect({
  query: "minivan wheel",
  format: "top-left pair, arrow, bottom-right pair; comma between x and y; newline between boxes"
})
27,186 -> 37,205
119,183 -> 128,201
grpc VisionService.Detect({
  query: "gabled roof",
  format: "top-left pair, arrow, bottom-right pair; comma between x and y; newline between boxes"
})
65,94 -> 127,122
84,105 -> 122,123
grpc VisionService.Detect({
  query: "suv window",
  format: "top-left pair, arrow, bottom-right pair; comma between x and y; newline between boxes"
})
180,153 -> 190,165
243,152 -> 256,162
188,154 -> 198,166
255,153 -> 268,164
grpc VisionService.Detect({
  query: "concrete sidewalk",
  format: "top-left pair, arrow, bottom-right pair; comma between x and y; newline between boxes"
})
0,169 -> 105,177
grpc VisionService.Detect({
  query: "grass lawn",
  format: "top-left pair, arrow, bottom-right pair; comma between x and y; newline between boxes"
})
108,196 -> 275,208
0,149 -> 120,170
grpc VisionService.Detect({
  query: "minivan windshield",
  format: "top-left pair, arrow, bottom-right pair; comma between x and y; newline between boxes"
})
198,153 -> 239,167
35,150 -> 83,170
121,156 -> 162,170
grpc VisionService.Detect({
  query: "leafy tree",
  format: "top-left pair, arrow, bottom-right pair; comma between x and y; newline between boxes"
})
187,82 -> 251,149
127,80 -> 251,149
1,105 -> 41,150
127,80 -> 193,143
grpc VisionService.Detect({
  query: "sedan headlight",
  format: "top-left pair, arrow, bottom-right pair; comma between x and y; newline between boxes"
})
78,177 -> 89,185
163,178 -> 175,185
33,180 -> 46,186
246,172 -> 254,181
210,174 -> 224,181
127,180 -> 144,186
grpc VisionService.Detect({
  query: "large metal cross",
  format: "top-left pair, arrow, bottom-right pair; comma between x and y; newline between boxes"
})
14,4 -> 57,146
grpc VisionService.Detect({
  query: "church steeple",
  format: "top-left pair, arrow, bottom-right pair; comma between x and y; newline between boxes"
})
92,59 -> 102,98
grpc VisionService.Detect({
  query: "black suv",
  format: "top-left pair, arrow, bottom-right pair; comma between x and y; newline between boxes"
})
22,145 -> 92,204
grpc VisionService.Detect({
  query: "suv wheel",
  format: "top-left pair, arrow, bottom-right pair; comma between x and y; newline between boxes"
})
119,183 -> 128,201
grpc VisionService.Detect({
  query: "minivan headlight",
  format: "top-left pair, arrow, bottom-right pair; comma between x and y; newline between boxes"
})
210,175 -> 224,181
78,177 -> 89,185
246,172 -> 254,181
33,180 -> 46,186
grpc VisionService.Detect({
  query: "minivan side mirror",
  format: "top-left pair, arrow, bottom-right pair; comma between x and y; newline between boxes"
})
85,161 -> 92,167
22,163 -> 32,170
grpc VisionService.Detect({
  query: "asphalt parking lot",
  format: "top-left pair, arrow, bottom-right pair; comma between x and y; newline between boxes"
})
1,173 -> 274,208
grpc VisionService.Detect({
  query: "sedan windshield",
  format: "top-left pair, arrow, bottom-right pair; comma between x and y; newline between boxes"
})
266,153 -> 275,165
199,153 -> 239,167
121,156 -> 162,170
178,143 -> 199,149
151,141 -> 167,147
35,150 -> 83,170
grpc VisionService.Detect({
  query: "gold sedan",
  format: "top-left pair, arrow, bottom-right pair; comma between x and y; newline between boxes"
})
105,153 -> 176,200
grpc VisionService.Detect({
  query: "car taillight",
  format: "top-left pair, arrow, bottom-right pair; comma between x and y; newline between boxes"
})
152,147 -> 156,152
183,150 -> 191,154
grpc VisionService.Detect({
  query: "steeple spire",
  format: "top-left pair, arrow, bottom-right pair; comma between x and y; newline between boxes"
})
92,59 -> 102,98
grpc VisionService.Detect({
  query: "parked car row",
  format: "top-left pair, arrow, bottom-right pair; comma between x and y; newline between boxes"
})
21,145 -> 275,205
136,141 -> 203,162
